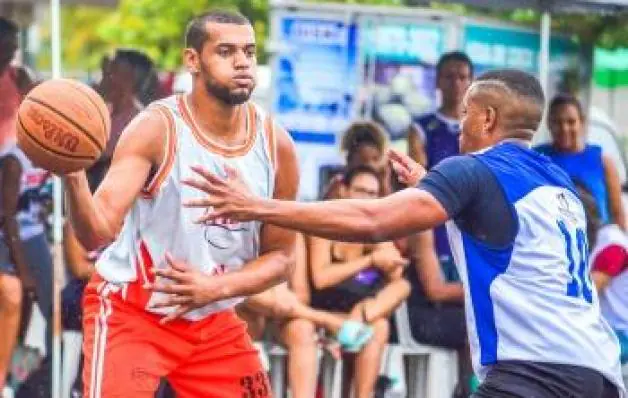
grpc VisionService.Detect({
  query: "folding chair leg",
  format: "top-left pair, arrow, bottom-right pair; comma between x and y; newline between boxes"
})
270,353 -> 285,398
406,354 -> 429,398
321,352 -> 340,398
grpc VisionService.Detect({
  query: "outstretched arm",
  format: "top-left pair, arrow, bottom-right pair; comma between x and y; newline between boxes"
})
186,175 -> 448,243
256,189 -> 448,242
183,149 -> 443,242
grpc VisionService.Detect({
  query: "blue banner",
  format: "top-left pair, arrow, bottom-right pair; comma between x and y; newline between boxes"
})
463,24 -> 580,76
272,16 -> 359,144
464,25 -> 539,73
363,23 -> 443,64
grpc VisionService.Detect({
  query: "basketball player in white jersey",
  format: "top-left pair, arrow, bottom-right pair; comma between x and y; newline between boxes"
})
162,69 -> 626,398
62,10 -> 299,397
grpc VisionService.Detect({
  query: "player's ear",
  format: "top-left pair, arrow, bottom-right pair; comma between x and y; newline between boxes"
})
483,105 -> 497,135
183,47 -> 201,75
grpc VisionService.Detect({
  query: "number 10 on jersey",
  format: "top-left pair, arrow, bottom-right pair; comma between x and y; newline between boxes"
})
557,220 -> 593,304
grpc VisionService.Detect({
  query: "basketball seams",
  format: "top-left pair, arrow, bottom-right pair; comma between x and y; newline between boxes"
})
18,115 -> 97,161
25,96 -> 105,152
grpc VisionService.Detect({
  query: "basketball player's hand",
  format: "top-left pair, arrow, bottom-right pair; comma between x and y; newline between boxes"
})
149,252 -> 222,324
388,149 -> 426,187
182,164 -> 260,223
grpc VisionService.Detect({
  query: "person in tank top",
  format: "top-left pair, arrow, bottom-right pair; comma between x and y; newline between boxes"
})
535,95 -> 626,230
61,10 -> 297,398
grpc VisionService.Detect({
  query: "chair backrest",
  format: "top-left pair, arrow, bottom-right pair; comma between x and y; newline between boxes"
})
393,300 -> 418,347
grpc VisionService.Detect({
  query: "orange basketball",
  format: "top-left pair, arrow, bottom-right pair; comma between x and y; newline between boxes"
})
17,78 -> 110,174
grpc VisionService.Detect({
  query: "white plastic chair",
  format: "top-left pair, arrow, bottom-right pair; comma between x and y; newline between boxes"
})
256,341 -> 342,398
393,300 -> 459,398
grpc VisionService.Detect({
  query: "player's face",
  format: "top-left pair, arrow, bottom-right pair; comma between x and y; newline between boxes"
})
193,22 -> 257,105
459,91 -> 493,154
343,173 -> 381,200
549,104 -> 584,152
0,34 -> 17,72
438,61 -> 472,108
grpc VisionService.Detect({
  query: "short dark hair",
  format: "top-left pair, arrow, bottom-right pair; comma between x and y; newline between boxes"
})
113,49 -> 152,69
549,94 -> 585,121
341,121 -> 387,163
437,51 -> 473,79
185,10 -> 251,53
343,165 -> 380,188
474,69 -> 545,131
0,17 -> 18,37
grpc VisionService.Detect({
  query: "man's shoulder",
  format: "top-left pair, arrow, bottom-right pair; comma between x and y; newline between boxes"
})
433,154 -> 483,173
423,155 -> 488,192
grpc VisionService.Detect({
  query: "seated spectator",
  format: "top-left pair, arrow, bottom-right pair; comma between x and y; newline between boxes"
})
406,229 -> 473,396
309,166 -> 410,398
535,95 -> 626,229
237,233 -> 373,398
324,121 -> 390,199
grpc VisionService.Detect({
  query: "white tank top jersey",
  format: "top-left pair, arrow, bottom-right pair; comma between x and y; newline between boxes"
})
593,225 -> 628,334
95,95 -> 278,320
445,143 -> 625,395
0,145 -> 48,240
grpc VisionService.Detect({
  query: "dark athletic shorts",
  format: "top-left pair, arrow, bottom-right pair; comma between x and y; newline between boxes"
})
472,361 -> 620,398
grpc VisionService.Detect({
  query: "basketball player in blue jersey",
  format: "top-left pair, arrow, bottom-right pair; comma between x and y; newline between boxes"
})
155,69 -> 625,398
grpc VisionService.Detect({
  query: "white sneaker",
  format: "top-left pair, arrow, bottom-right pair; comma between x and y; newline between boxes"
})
2,386 -> 15,398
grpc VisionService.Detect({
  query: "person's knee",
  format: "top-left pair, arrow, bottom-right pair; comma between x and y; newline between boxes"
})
281,318 -> 317,347
371,318 -> 390,343
0,275 -> 23,312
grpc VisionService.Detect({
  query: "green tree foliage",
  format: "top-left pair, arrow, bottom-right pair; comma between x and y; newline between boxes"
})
96,0 -> 268,69
428,2 -> 628,49
42,0 -> 268,71
41,0 -> 628,72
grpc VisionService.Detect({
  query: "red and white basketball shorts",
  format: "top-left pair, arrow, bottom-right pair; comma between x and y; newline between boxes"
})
82,274 -> 271,398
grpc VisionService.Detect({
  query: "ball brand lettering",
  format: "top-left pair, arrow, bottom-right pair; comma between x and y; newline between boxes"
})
28,107 -> 79,152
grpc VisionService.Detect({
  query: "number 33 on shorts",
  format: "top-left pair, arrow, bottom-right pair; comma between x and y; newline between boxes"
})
240,370 -> 271,398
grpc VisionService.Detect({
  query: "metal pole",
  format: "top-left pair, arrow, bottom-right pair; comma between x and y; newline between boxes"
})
539,11 -> 551,97
536,10 -> 551,144
50,0 -> 63,397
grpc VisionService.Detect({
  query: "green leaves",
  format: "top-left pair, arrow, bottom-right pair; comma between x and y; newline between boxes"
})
38,0 -> 628,72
